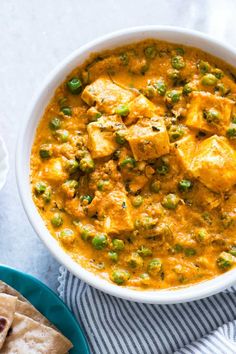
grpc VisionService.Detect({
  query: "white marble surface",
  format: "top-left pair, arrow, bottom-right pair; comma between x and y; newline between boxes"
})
0,0 -> 236,292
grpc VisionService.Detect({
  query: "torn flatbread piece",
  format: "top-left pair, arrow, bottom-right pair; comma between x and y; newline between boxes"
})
0,294 -> 17,350
0,313 -> 73,354
16,300 -> 52,328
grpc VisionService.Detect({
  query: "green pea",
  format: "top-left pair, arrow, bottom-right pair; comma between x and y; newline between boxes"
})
35,182 -> 47,195
111,269 -> 130,285
198,60 -> 211,74
140,63 -> 149,75
217,252 -> 235,269
97,180 -> 109,191
51,213 -> 63,227
59,228 -> 75,243
120,52 -> 129,66
167,69 -> 181,84
67,77 -> 82,94
120,157 -> 136,169
95,112 -> 102,118
79,225 -> 94,241
39,144 -> 52,159
170,244 -> 183,253
139,273 -> 150,286
183,83 -> 192,95
184,248 -> 196,257
135,216 -> 157,230
127,252 -> 144,269
144,85 -> 155,98
168,125 -> 184,142
58,97 -> 68,108
112,150 -> 121,161
115,104 -> 129,117
201,73 -> 218,86
156,163 -> 169,175
221,212 -> 234,228
178,179 -> 192,192
229,246 -> 236,257
215,83 -> 230,96
92,233 -> 108,250
138,246 -> 152,257
203,109 -> 220,124
89,112 -> 102,122
131,195 -> 143,208
63,179 -> 79,191
147,258 -> 162,276
67,180 -> 79,189
166,90 -> 181,103
155,80 -> 166,96
66,159 -> 79,174
146,80 -> 166,98
196,228 -> 209,243
61,107 -> 72,116
42,187 -> 51,203
79,154 -> 95,173
108,251 -> 118,262
60,228 -> 73,237
150,179 -> 161,193
115,130 -> 126,145
54,129 -> 69,143
171,55 -> 185,70
226,124 -> 236,139
80,195 -> 93,205
212,68 -> 224,79
162,193 -> 180,210
144,45 -> 157,59
175,47 -> 185,56
112,239 -> 125,252
202,212 -> 212,224
49,117 -> 61,130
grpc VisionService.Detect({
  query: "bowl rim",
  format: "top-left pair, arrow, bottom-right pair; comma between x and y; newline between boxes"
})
16,25 -> 236,304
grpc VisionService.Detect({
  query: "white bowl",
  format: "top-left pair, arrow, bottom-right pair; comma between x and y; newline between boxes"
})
0,136 -> 8,192
16,26 -> 236,304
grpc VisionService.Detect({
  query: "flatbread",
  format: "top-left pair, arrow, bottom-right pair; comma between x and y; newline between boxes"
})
0,294 -> 17,350
0,281 -> 55,329
16,300 -> 52,327
0,281 -> 26,302
0,281 -> 73,352
0,313 -> 73,354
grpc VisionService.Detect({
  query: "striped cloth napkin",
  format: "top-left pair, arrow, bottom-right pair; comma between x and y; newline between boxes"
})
58,266 -> 236,354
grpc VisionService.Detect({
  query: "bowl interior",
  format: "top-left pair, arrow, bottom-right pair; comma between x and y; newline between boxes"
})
16,26 -> 236,304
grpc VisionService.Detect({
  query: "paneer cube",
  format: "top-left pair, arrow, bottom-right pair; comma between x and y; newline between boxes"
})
125,94 -> 157,125
87,115 -> 126,158
126,117 -> 170,161
81,78 -> 135,114
186,91 -> 234,135
190,135 -> 236,191
41,158 -> 68,183
99,191 -> 134,234
172,134 -> 198,170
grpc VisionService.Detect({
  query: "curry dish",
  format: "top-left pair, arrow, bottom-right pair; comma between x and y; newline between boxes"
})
31,39 -> 236,290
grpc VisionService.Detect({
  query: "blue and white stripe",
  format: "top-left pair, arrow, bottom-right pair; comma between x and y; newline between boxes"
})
58,267 -> 236,354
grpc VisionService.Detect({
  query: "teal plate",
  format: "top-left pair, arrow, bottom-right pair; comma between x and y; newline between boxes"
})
0,265 -> 90,354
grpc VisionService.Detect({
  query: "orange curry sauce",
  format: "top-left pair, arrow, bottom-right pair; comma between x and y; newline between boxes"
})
31,40 -> 236,289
